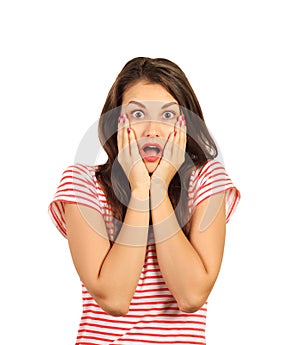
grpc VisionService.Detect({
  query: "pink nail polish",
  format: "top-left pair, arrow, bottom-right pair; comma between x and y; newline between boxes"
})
174,131 -> 177,136
127,127 -> 130,134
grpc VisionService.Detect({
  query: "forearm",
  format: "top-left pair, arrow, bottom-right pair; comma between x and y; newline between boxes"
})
98,189 -> 149,312
150,183 -> 210,311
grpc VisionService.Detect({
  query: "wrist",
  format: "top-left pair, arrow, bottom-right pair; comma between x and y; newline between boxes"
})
131,188 -> 150,199
130,179 -> 150,192
129,189 -> 150,212
150,178 -> 168,210
150,176 -> 168,192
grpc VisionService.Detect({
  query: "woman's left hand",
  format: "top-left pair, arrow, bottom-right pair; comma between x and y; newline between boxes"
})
151,114 -> 187,190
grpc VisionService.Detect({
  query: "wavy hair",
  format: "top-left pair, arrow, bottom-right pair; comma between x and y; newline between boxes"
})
96,57 -> 218,238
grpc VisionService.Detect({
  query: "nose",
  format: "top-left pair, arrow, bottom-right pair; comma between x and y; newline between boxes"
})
142,120 -> 162,137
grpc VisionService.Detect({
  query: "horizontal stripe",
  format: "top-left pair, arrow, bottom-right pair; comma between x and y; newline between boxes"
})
49,159 -> 240,344
80,315 -> 206,326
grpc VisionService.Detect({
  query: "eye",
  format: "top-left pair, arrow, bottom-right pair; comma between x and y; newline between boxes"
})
162,111 -> 175,120
131,110 -> 145,119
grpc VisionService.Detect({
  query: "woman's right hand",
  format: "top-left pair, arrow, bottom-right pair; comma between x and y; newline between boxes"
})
117,113 -> 150,192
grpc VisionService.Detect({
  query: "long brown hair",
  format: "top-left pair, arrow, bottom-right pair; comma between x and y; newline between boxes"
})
96,57 -> 217,238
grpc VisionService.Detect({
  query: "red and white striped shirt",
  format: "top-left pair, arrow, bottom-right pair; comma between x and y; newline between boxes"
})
49,159 -> 240,345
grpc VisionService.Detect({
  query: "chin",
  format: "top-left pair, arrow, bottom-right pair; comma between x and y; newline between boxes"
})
144,161 -> 159,173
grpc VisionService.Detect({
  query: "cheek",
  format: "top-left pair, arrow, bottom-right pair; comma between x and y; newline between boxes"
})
129,123 -> 142,138
163,126 -> 174,138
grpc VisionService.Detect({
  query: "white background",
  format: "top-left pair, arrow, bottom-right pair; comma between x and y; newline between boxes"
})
1,0 -> 299,344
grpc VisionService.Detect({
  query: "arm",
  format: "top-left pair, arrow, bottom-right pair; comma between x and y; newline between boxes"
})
65,188 -> 149,317
149,113 -> 226,312
150,185 -> 226,313
65,113 -> 151,317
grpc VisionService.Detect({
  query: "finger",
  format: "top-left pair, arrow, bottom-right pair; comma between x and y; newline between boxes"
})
165,130 -> 174,153
118,113 -> 130,162
162,131 -> 175,166
117,113 -> 124,153
121,113 -> 130,152
172,115 -> 185,160
179,113 -> 187,150
172,116 -> 181,153
128,127 -> 140,159
122,113 -> 138,158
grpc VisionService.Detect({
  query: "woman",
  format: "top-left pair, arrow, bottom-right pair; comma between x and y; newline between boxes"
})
49,57 -> 240,344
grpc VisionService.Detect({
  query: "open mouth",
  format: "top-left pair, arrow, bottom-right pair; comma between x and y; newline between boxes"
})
141,143 -> 162,161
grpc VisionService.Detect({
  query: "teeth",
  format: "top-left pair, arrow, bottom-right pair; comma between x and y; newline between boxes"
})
143,146 -> 160,153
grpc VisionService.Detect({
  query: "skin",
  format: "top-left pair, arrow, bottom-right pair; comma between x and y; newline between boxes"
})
120,81 -> 184,176
64,81 -> 226,316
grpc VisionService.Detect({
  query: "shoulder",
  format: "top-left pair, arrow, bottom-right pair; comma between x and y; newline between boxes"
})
60,163 -> 101,188
189,159 -> 241,223
61,163 -> 96,178
190,159 -> 225,184
55,163 -> 107,205
49,163 -> 107,238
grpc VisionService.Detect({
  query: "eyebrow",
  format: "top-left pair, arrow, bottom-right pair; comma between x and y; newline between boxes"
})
162,101 -> 179,109
127,101 -> 146,108
127,100 -> 179,109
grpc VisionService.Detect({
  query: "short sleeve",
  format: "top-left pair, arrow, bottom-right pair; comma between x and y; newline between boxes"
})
48,164 -> 103,238
189,159 -> 240,223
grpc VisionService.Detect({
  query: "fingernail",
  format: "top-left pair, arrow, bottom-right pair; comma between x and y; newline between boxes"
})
174,131 -> 177,136
182,113 -> 185,120
180,120 -> 182,127
127,127 -> 131,134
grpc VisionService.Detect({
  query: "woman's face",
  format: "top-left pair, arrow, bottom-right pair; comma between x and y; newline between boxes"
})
121,81 -> 182,173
